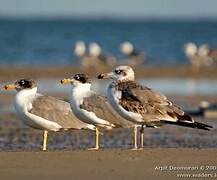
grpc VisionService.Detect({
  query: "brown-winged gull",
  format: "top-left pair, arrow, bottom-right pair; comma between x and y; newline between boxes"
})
98,65 -> 213,149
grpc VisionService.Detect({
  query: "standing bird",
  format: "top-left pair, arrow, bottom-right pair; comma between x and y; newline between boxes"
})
74,41 -> 86,58
198,44 -> 216,65
184,42 -> 200,67
184,42 -> 213,69
89,42 -> 116,67
98,66 -> 213,149
2,79 -> 94,151
60,73 -> 133,150
120,41 -> 145,66
74,40 -> 91,67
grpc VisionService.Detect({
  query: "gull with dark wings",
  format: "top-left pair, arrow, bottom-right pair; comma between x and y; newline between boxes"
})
98,65 -> 213,149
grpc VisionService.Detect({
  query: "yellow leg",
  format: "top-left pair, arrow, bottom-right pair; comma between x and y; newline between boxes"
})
88,127 -> 99,150
96,127 -> 99,149
42,130 -> 48,151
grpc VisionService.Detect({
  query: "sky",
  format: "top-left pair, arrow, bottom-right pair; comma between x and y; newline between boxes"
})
0,0 -> 217,19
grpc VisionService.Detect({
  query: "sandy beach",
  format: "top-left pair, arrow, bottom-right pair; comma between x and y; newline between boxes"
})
0,149 -> 216,180
1,3 -> 217,180
0,65 -> 216,180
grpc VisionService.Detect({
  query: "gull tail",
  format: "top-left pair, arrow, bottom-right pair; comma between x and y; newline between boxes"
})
164,113 -> 213,131
166,120 -> 213,131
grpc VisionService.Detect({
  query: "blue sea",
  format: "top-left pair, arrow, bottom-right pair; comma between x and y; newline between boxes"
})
1,19 -> 217,65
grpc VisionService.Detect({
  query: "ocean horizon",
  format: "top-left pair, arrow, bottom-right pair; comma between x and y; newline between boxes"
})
0,18 -> 217,65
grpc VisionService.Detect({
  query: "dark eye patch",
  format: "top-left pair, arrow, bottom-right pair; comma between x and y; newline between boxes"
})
74,74 -> 80,80
19,79 -> 28,86
115,69 -> 127,76
18,79 -> 32,88
115,69 -> 122,74
73,73 -> 89,83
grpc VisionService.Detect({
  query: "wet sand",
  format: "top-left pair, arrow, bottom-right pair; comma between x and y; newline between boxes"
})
0,149 -> 216,180
0,92 -> 216,150
1,65 -> 217,81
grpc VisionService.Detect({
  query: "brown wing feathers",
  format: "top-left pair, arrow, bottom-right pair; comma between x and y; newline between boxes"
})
117,81 -> 212,130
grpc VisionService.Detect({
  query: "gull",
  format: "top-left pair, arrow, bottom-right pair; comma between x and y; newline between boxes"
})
89,42 -> 116,67
120,41 -> 145,66
2,79 -> 94,151
184,42 -> 201,67
198,44 -> 216,65
60,73 -> 133,150
184,42 -> 213,69
74,40 -> 91,67
98,65 -> 213,149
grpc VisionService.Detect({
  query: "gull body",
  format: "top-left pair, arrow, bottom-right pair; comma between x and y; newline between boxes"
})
120,41 -> 145,66
61,74 -> 133,150
98,65 -> 213,149
3,79 -> 94,151
184,42 -> 213,68
89,42 -> 116,67
198,44 -> 217,64
74,40 -> 92,67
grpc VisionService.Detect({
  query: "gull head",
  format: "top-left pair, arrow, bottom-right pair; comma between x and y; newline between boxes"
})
98,65 -> 135,82
60,73 -> 91,87
120,41 -> 134,55
2,79 -> 36,91
74,41 -> 86,57
184,42 -> 197,57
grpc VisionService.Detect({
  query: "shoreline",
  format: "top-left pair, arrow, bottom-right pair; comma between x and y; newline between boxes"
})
0,65 -> 217,81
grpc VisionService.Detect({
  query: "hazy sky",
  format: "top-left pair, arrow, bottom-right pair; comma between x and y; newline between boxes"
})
1,0 -> 217,19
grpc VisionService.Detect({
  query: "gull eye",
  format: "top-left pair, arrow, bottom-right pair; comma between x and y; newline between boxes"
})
115,70 -> 122,74
19,80 -> 26,85
74,75 -> 80,80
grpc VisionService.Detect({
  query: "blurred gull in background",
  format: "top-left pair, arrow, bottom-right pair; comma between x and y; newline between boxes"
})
88,42 -> 116,67
184,42 -> 213,69
120,41 -> 145,66
73,40 -> 90,67
198,44 -> 217,63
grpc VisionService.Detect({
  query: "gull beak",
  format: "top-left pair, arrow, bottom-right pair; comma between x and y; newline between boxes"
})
60,78 -> 73,84
97,72 -> 114,79
2,84 -> 16,90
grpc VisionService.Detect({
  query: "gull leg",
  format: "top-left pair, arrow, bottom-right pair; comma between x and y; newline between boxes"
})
95,127 -> 99,149
88,127 -> 99,150
42,130 -> 48,151
130,125 -> 138,150
134,125 -> 138,149
140,125 -> 144,149
131,125 -> 143,150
